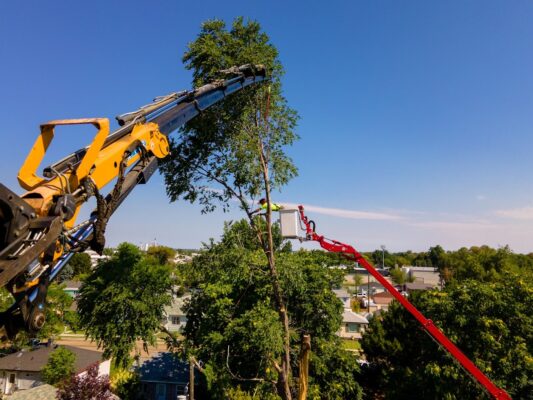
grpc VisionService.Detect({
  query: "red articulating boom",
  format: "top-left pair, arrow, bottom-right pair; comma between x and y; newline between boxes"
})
297,205 -> 511,400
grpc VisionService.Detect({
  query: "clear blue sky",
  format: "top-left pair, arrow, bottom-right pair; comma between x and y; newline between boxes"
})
1,1 -> 532,252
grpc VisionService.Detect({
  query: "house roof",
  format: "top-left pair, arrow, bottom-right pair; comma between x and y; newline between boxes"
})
373,291 -> 395,304
342,310 -> 368,324
0,345 -> 104,373
403,266 -> 438,272
138,352 -> 189,384
332,289 -> 350,298
63,280 -> 82,290
373,291 -> 393,298
164,294 -> 191,316
9,384 -> 57,400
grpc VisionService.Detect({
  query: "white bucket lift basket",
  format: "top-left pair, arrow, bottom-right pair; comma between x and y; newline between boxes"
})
279,208 -> 301,239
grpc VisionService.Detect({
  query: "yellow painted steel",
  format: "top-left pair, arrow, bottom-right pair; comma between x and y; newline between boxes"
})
16,118 -> 169,230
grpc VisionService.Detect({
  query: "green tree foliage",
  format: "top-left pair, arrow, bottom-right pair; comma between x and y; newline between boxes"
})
361,276 -> 532,399
146,245 -> 176,265
42,347 -> 75,385
181,220 -> 362,399
39,283 -> 74,338
77,243 -> 173,368
68,253 -> 92,277
160,16 -> 298,212
389,267 -> 413,285
160,17 -> 300,399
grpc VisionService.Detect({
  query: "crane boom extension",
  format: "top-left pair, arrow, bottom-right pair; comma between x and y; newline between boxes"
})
0,65 -> 266,338
297,205 -> 511,400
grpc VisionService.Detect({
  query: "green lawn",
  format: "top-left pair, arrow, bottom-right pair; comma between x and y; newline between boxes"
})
341,339 -> 361,351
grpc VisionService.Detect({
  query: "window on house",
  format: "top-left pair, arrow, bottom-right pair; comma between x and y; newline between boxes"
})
170,315 -> 180,325
347,323 -> 360,333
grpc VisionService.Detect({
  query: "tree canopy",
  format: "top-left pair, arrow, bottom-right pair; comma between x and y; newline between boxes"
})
160,17 -> 298,213
361,275 -> 532,399
180,220 -> 362,399
77,243 -> 173,367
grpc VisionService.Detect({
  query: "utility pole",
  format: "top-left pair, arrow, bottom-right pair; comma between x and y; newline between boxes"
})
189,358 -> 194,400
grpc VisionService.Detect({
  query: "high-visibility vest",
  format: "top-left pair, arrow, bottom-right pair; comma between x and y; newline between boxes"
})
260,202 -> 282,212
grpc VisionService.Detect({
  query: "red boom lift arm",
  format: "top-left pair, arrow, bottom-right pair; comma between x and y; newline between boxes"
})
296,205 -> 511,400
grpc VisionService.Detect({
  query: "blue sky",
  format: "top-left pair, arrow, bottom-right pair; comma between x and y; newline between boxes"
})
1,1 -> 532,252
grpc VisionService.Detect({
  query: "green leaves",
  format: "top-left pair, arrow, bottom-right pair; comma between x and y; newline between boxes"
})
160,17 -> 298,214
42,347 -> 76,386
179,219 -> 362,398
77,243 -> 173,368
361,276 -> 533,399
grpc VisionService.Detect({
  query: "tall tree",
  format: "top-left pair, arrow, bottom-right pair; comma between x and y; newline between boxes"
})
180,220 -> 362,399
77,243 -> 173,367
160,17 -> 298,399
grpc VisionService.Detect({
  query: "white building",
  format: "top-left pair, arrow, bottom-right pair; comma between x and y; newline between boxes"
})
84,249 -> 110,268
163,294 -> 191,332
401,266 -> 441,286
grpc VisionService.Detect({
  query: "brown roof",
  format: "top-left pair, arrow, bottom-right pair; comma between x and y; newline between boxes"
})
0,344 -> 105,373
373,291 -> 394,299
373,291 -> 395,304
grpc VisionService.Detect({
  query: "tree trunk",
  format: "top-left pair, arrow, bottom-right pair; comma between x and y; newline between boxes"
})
189,358 -> 194,400
298,335 -> 311,400
258,141 -> 292,400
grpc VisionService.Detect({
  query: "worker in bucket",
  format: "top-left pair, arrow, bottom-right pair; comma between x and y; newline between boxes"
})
251,198 -> 284,215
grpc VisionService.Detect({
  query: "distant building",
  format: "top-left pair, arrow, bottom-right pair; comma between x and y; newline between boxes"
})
63,280 -> 82,298
372,291 -> 395,311
333,289 -> 369,339
84,249 -> 110,268
338,309 -> 369,340
0,344 -> 110,396
163,294 -> 190,333
401,266 -> 441,286
402,282 -> 438,292
332,289 -> 351,309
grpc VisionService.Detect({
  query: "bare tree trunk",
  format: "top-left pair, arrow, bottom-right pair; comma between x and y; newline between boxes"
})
298,335 -> 311,400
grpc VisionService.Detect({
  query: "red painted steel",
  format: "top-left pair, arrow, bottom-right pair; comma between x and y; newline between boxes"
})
297,205 -> 511,400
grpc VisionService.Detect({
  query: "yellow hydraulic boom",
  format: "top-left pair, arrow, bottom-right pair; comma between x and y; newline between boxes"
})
0,64 -> 266,338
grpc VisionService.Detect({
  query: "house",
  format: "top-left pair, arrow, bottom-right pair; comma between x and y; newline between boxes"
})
0,344 -> 110,395
372,291 -> 395,310
163,294 -> 191,333
138,352 -> 196,400
63,280 -> 82,298
338,309 -> 369,339
332,289 -> 351,309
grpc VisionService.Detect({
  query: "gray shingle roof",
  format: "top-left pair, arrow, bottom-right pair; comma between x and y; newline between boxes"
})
9,384 -> 57,400
0,345 -> 105,373
138,352 -> 189,384
342,310 -> 369,324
